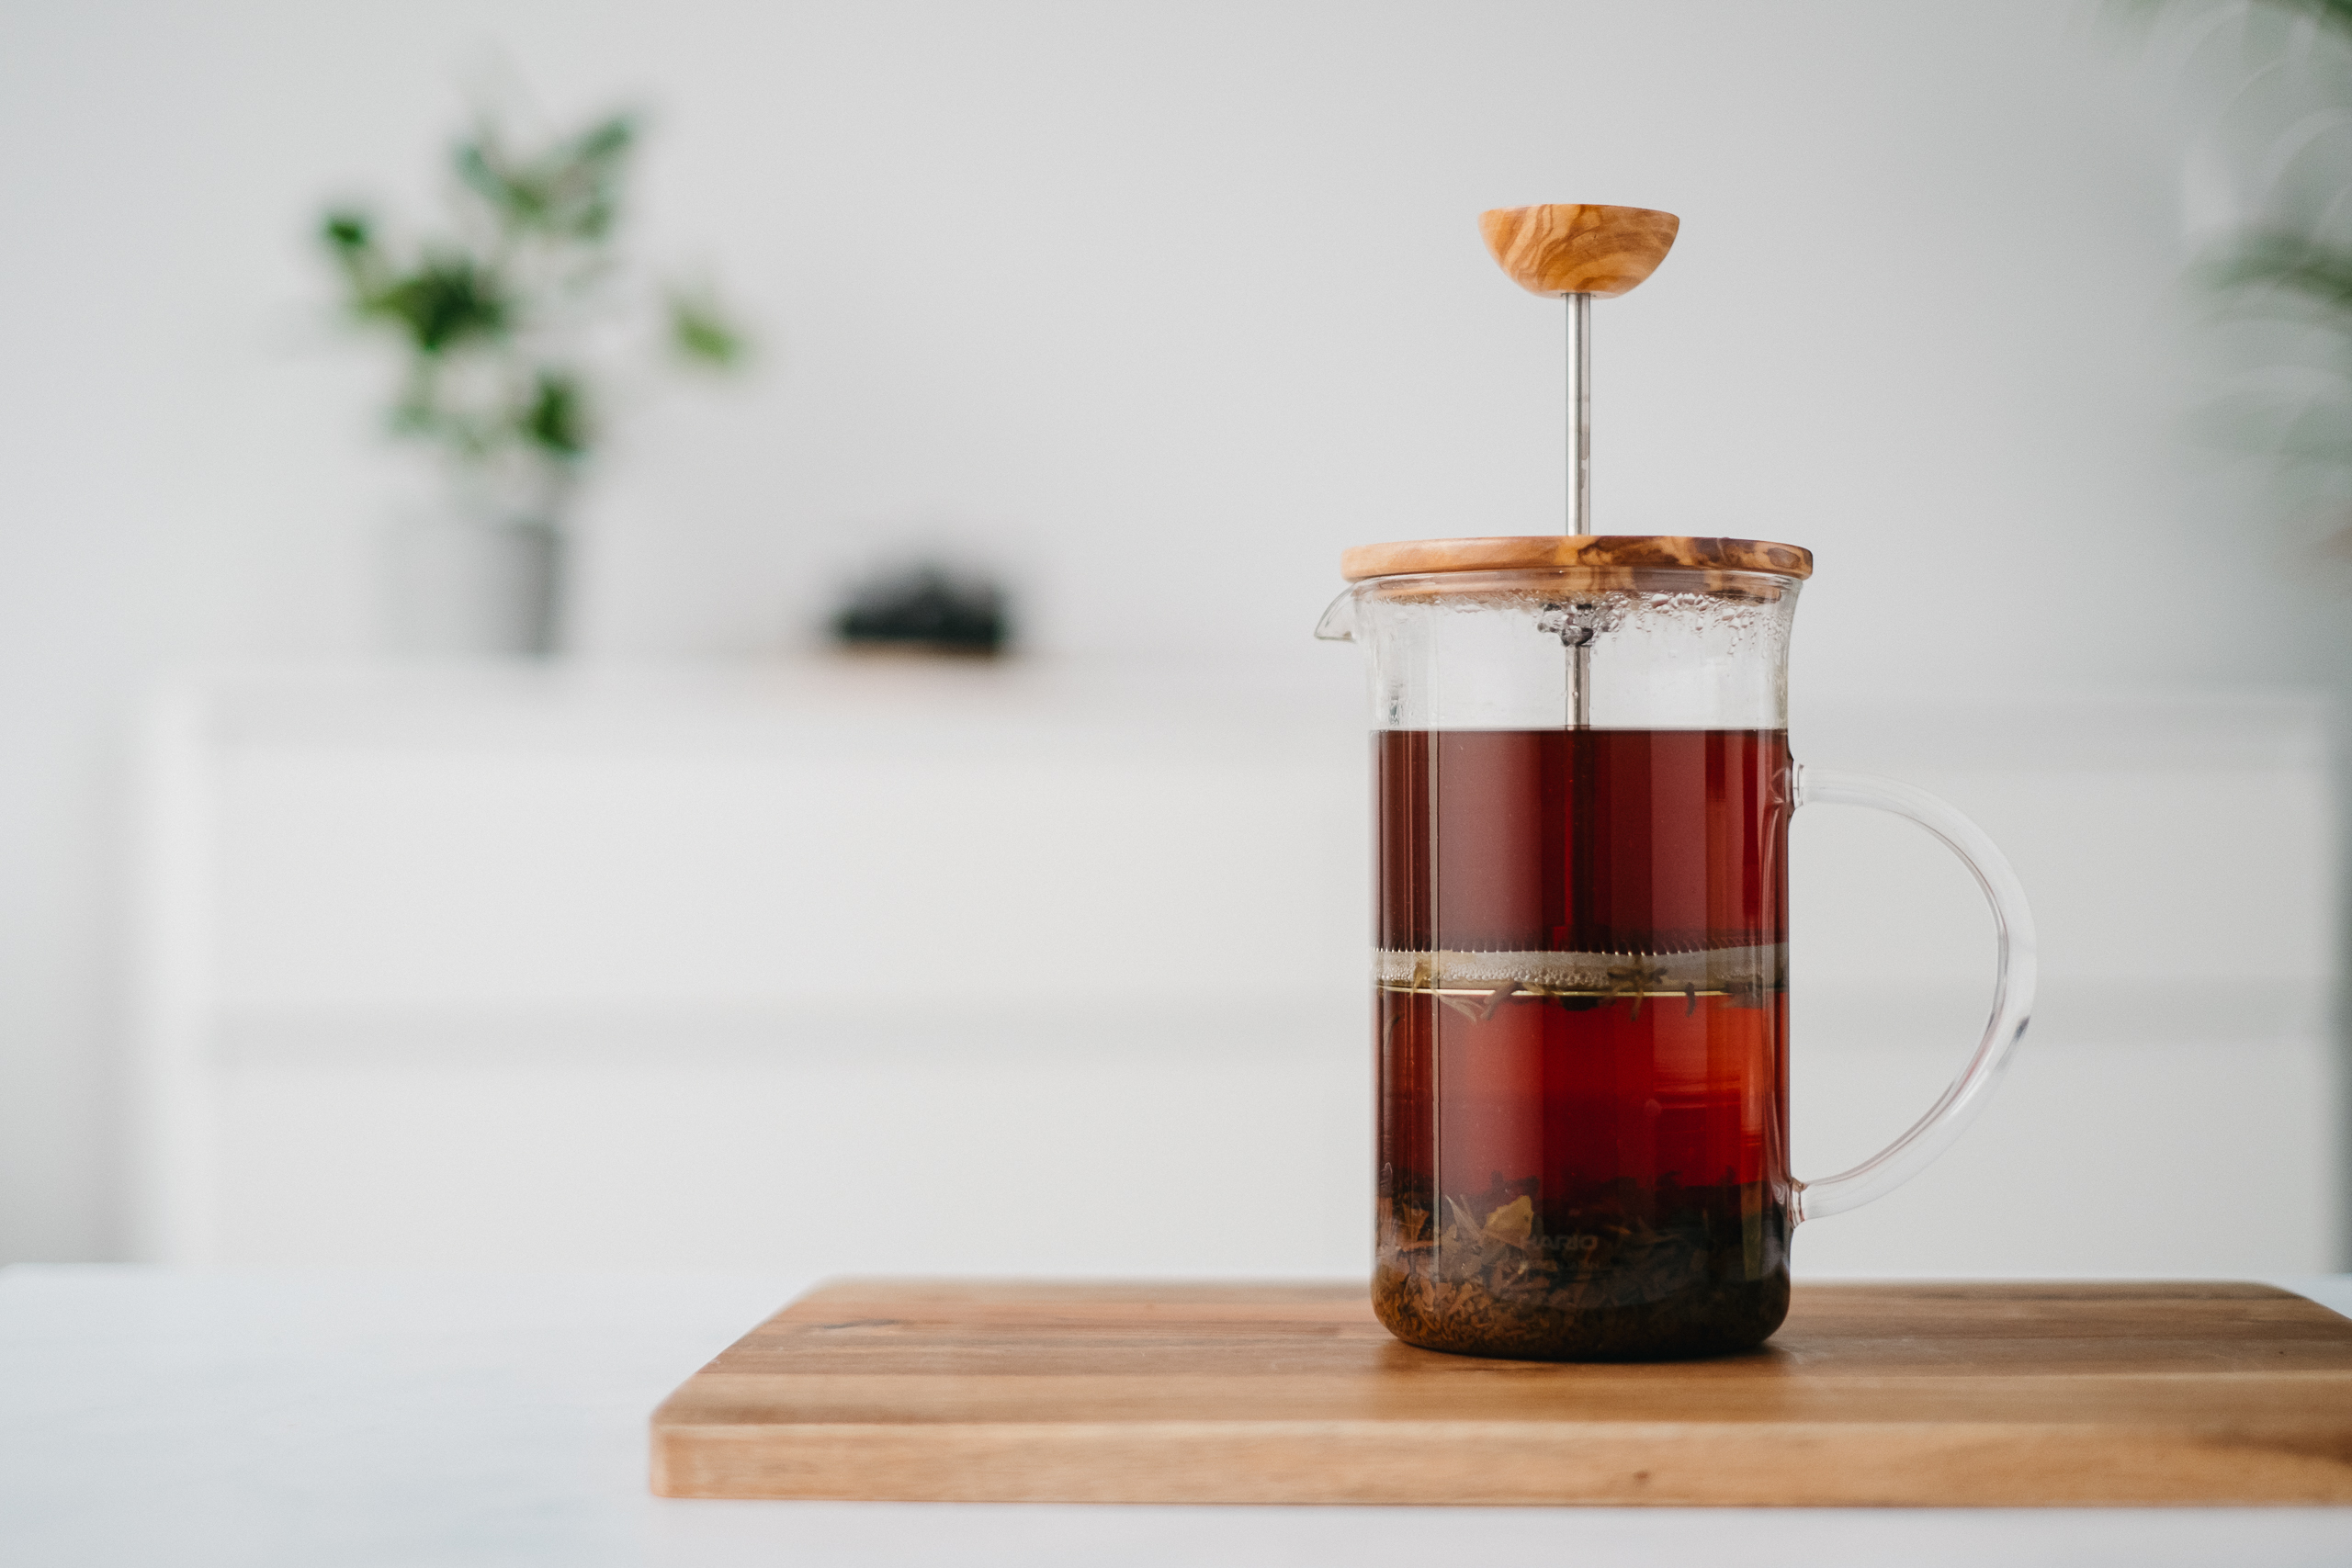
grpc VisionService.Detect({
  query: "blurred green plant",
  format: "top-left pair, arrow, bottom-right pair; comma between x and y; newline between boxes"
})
321,110 -> 747,522
2120,0 -> 2352,536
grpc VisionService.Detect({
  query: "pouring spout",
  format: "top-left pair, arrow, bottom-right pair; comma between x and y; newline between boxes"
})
1313,588 -> 1357,643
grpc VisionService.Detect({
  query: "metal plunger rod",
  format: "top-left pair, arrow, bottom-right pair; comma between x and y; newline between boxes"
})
1566,294 -> 1595,727
1567,291 -> 1591,535
1476,202 -> 1680,534
1475,204 -> 1680,724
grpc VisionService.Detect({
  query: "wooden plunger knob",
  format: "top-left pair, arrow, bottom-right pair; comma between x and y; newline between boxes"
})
1479,205 -> 1680,298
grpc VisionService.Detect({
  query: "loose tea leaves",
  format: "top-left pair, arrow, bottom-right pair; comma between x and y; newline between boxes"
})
1374,1180 -> 1789,1361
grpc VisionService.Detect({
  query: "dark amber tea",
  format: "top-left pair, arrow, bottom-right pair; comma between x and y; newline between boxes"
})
1374,728 -> 1792,1359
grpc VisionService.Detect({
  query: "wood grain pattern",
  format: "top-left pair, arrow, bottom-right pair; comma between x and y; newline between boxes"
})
1479,205 -> 1680,298
650,1280 -> 2352,1506
1340,534 -> 1814,583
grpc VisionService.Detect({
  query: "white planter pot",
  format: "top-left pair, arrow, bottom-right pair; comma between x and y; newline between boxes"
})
383,513 -> 565,658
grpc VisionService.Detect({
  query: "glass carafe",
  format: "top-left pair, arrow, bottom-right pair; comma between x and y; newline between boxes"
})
1317,536 -> 2035,1360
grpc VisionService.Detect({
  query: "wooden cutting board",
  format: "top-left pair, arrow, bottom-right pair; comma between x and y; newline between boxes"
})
649,1279 -> 2352,1506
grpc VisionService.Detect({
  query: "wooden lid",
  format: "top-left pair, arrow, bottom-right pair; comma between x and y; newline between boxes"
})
1340,536 -> 1813,582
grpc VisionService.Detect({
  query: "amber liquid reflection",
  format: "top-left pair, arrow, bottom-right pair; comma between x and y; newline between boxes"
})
1374,728 -> 1793,1359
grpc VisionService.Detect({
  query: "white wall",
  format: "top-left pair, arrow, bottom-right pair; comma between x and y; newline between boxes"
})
0,0 -> 2337,1261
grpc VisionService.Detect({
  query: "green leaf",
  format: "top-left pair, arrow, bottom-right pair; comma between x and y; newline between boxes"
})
520,369 -> 592,458
318,208 -> 392,302
321,210 -> 372,254
361,253 -> 510,355
455,111 -> 638,242
2257,0 -> 2352,42
667,288 -> 749,367
2208,232 -> 2352,311
2112,0 -> 2352,42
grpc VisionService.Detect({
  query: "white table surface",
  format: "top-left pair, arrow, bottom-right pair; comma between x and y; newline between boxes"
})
4,1268 -> 2349,1567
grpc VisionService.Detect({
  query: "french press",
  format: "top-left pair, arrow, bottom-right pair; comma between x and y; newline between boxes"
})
1317,205 -> 2036,1360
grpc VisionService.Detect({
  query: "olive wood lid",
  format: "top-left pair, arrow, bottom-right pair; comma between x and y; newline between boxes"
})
1340,535 -> 1814,583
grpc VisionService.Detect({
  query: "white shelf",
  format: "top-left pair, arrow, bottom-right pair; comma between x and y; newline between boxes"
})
132,665 -> 2344,1276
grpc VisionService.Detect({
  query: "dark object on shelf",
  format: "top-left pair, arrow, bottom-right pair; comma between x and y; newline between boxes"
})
832,564 -> 1010,655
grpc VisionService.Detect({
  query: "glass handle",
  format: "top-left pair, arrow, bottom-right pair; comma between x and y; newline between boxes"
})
1790,764 -> 2038,1222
